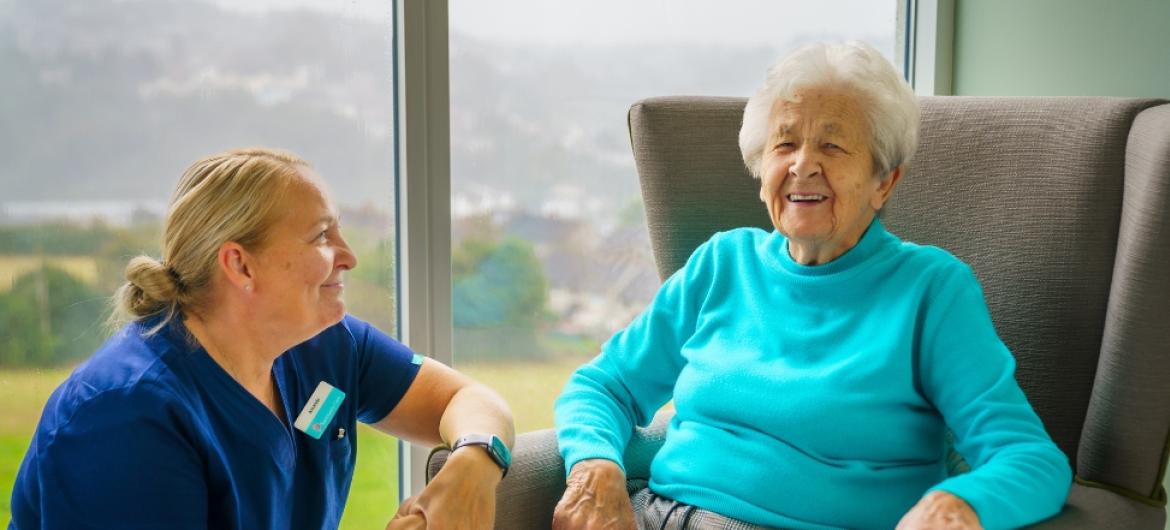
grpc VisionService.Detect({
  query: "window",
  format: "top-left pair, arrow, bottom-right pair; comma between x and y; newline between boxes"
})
446,0 -> 901,434
0,0 -> 399,526
1,0 -> 914,516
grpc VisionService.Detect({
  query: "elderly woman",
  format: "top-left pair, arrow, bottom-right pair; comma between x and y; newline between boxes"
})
9,148 -> 514,530
552,42 -> 1070,530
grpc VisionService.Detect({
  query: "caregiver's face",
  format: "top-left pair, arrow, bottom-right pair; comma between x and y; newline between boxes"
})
758,86 -> 898,264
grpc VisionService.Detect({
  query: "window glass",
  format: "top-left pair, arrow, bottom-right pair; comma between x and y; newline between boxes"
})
0,0 -> 398,526
448,0 -> 899,433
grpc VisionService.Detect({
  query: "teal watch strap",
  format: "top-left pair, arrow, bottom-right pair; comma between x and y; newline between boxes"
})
450,434 -> 511,478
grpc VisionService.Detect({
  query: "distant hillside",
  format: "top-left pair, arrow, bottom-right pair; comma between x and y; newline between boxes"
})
1,0 -> 396,206
1,0 -> 834,216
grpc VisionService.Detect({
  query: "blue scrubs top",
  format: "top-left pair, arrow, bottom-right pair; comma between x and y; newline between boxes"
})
9,314 -> 421,530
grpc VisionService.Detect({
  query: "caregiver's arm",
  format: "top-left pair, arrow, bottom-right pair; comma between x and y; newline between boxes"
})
375,358 -> 515,530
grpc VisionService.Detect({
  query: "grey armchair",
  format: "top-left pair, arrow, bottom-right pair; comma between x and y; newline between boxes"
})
429,96 -> 1170,529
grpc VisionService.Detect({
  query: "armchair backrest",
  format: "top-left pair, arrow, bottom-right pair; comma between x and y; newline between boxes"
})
628,96 -> 1170,504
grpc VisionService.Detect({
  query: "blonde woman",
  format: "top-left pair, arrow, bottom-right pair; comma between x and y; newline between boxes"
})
9,148 -> 513,530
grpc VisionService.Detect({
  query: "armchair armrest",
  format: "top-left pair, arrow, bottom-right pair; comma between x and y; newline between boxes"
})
426,411 -> 673,530
427,410 -> 1165,529
1025,482 -> 1165,529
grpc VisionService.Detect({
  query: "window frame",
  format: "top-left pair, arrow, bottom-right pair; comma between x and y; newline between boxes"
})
394,0 -> 453,499
393,0 -> 941,497
903,0 -> 956,95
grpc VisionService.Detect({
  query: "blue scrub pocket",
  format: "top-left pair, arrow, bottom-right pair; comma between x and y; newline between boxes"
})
327,435 -> 355,483
333,441 -> 352,460
328,428 -> 353,464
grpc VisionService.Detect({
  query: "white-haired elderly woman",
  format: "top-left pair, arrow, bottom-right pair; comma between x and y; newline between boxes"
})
551,42 -> 1071,530
10,148 -> 513,530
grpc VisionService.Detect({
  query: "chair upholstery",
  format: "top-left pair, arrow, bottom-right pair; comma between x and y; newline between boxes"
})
428,96 -> 1170,529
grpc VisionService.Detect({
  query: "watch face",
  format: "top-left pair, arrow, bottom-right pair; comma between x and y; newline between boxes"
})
490,435 -> 512,468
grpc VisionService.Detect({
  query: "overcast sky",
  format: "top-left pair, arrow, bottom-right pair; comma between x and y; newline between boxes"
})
210,0 -> 896,53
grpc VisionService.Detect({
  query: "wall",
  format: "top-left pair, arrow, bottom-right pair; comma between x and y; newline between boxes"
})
952,0 -> 1170,97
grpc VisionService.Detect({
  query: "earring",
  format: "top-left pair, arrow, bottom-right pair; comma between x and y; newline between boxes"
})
245,284 -> 253,291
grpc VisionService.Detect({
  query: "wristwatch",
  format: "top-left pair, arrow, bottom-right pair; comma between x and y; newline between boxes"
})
450,433 -> 512,478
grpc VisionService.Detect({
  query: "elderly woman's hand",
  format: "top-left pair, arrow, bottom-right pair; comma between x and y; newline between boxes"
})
896,490 -> 983,530
552,459 -> 637,530
386,446 -> 502,530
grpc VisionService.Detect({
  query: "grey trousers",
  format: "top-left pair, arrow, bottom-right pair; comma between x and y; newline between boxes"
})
632,488 -> 778,530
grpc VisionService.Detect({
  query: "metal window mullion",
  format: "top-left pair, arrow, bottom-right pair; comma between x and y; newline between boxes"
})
394,0 -> 452,502
908,0 -> 956,96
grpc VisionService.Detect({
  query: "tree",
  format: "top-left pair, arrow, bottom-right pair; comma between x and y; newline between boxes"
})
452,237 -> 548,329
0,265 -> 106,367
451,237 -> 551,360
345,237 -> 397,337
0,292 -> 54,366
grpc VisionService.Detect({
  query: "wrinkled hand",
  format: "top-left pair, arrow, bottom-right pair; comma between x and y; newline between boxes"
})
551,459 -> 636,530
386,447 -> 502,530
896,490 -> 983,530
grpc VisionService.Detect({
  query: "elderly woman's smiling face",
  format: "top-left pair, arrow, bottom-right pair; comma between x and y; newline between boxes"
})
759,86 -> 901,265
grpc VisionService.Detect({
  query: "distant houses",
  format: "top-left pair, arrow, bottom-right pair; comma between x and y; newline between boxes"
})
1,198 -> 659,343
455,208 -> 658,341
0,200 -> 166,228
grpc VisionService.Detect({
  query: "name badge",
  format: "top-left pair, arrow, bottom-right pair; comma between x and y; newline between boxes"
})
294,381 -> 346,440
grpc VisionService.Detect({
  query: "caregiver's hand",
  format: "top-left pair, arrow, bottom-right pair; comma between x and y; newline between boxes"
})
387,446 -> 502,530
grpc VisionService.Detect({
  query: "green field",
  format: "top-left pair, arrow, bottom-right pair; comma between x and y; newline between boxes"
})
0,356 -> 589,527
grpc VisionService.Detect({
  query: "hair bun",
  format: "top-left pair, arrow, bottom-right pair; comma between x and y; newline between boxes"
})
122,256 -> 181,317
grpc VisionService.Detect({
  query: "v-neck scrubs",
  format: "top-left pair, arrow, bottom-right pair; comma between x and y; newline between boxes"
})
9,314 -> 420,530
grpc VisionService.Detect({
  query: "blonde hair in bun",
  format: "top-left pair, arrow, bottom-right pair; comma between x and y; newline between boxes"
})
109,147 -> 308,334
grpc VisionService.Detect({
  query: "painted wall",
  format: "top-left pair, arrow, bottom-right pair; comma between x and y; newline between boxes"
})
952,0 -> 1170,97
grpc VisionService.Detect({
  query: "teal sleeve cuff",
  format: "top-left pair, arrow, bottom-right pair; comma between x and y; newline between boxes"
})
557,435 -> 626,478
928,472 -> 1068,530
928,479 -> 999,529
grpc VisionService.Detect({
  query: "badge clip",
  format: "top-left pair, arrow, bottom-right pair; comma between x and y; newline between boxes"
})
294,381 -> 346,440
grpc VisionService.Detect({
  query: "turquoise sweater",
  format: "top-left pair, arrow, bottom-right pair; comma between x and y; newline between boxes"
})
555,219 -> 1071,530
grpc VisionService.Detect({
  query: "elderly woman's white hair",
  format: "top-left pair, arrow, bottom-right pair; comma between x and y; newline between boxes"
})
739,41 -> 919,180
